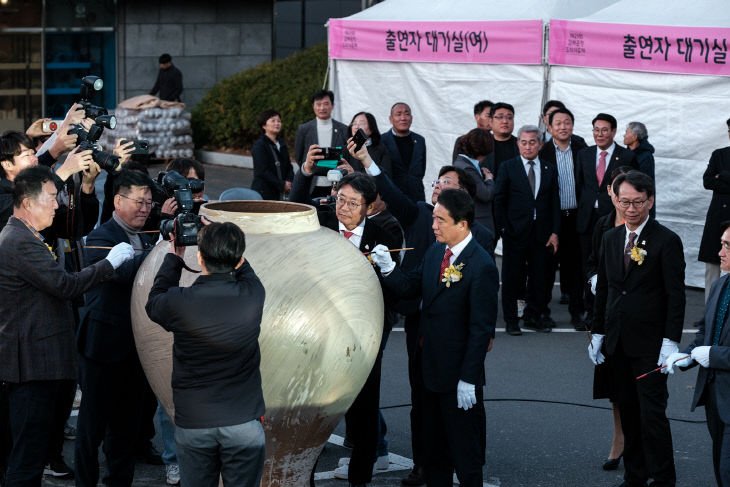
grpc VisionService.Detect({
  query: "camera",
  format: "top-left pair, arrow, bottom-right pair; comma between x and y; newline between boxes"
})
326,168 -> 347,182
69,114 -> 121,173
78,75 -> 108,121
312,146 -> 344,176
156,170 -> 205,246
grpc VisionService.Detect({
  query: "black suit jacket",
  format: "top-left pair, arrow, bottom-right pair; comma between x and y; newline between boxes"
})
251,134 -> 293,200
593,218 -> 685,357
699,146 -> 730,263
682,274 -> 730,422
493,156 -> 560,244
538,134 -> 588,182
380,130 -> 427,202
384,238 -> 499,392
77,218 -> 156,363
575,144 -> 638,233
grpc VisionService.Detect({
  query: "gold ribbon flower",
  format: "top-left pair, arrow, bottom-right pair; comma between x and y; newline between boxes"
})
442,262 -> 465,287
630,245 -> 647,265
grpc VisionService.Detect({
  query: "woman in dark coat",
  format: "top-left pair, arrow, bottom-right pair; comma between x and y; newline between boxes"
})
347,112 -> 392,175
251,109 -> 293,200
453,128 -> 495,231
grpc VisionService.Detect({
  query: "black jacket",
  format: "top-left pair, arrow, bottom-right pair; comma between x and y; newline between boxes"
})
146,254 -> 266,429
150,64 -> 183,102
251,134 -> 293,200
77,218 -> 155,362
0,178 -> 13,231
699,147 -> 730,263
593,218 -> 685,357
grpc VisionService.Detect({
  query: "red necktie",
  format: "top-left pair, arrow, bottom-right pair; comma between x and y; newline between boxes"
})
624,231 -> 637,272
596,151 -> 607,186
439,248 -> 453,282
342,230 -> 354,239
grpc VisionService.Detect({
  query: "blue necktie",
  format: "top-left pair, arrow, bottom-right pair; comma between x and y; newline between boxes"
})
713,282 -> 730,345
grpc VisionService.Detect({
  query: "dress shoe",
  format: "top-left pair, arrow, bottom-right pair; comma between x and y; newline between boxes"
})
602,454 -> 622,470
401,465 -> 425,486
572,315 -> 588,331
343,436 -> 354,448
506,321 -> 522,336
615,481 -> 647,487
524,316 -> 551,333
559,293 -> 570,304
541,315 -> 557,328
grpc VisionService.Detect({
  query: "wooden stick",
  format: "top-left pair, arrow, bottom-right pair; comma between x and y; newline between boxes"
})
136,230 -> 160,234
362,247 -> 414,256
636,354 -> 691,380
85,246 -> 146,251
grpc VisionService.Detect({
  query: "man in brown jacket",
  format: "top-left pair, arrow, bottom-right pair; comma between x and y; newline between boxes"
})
0,166 -> 133,486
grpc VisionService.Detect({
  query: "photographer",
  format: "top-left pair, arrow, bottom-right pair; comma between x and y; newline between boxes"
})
74,170 -> 157,487
145,222 -> 266,487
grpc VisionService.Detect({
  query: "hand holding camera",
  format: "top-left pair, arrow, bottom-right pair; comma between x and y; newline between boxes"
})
56,146 -> 93,181
113,138 -> 136,167
26,118 -> 52,138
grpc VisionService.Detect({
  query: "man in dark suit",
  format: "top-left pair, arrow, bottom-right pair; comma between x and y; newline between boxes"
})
0,166 -> 133,486
539,108 -> 588,329
74,170 -> 157,487
371,189 -> 498,487
494,125 -> 560,335
665,220 -> 730,486
699,119 -> 730,301
590,170 -> 685,487
293,89 -> 349,197
291,155 -> 400,486
481,102 -> 519,181
576,113 -> 638,328
380,102 -> 427,203
350,139 -> 494,485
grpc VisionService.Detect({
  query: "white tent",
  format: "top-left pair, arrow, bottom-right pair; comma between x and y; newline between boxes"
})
330,0 -> 613,190
549,0 -> 730,286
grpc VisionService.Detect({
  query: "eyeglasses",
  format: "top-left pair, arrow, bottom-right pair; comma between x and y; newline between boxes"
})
431,178 -> 460,188
593,128 -> 612,135
335,195 -> 364,209
493,115 -> 513,121
119,194 -> 155,209
617,199 -> 648,209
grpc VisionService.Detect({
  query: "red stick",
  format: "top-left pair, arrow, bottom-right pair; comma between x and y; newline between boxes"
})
636,354 -> 691,380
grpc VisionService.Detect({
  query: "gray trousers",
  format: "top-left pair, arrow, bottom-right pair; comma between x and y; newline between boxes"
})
175,419 -> 265,487
706,263 -> 721,303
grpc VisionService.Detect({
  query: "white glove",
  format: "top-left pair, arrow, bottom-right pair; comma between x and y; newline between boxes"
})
370,244 -> 395,274
691,345 -> 711,367
658,338 -> 679,367
663,352 -> 693,375
589,274 -> 597,295
588,333 -> 605,365
104,242 -> 135,269
456,380 -> 476,410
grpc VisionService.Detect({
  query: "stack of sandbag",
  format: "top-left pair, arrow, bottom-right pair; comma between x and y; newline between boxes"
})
101,95 -> 194,159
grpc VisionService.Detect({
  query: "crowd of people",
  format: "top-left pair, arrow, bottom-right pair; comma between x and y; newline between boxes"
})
1,84 -> 730,487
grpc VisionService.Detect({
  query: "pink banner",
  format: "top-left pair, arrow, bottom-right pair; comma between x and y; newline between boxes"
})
328,19 -> 543,64
549,20 -> 730,76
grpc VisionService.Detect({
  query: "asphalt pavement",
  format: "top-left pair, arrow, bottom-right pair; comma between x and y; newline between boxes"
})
43,163 -> 714,486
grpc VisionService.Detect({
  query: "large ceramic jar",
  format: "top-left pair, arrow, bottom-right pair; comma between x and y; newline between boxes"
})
130,201 -> 384,486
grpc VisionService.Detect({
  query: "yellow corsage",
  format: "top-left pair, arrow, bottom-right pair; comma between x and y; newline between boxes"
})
442,263 -> 465,287
630,245 -> 646,265
45,243 -> 57,261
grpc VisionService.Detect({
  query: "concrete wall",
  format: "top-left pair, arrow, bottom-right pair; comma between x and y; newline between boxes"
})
118,0 -> 273,110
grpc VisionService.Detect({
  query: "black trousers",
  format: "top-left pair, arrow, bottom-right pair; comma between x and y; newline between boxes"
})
74,354 -> 145,487
405,312 -> 425,466
579,210 -> 600,321
705,381 -> 730,487
344,348 -> 382,484
501,228 -> 552,323
46,380 -> 75,463
548,209 -> 584,317
612,346 -> 676,486
5,380 -> 65,487
0,383 -> 10,485
422,385 -> 485,487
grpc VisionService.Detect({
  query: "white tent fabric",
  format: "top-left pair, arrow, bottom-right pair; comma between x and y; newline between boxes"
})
550,0 -> 730,286
331,0 -> 613,208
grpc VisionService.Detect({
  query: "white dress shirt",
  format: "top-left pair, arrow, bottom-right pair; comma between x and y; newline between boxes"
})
339,218 -> 366,249
594,142 -> 616,208
520,155 -> 541,199
624,215 -> 649,249
445,232 -> 473,265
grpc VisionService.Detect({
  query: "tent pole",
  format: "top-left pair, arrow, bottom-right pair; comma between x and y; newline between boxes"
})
539,22 -> 550,131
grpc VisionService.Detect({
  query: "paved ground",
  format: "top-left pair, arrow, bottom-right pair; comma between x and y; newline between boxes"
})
43,162 -> 713,486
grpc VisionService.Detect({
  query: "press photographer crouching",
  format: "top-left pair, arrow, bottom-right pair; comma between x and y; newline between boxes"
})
145,221 -> 266,487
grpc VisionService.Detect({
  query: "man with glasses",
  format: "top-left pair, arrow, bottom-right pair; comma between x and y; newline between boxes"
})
349,138 -> 494,486
576,113 -> 638,330
590,170 -> 684,487
495,125 -> 560,335
74,170 -> 157,487
482,102 -> 519,180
